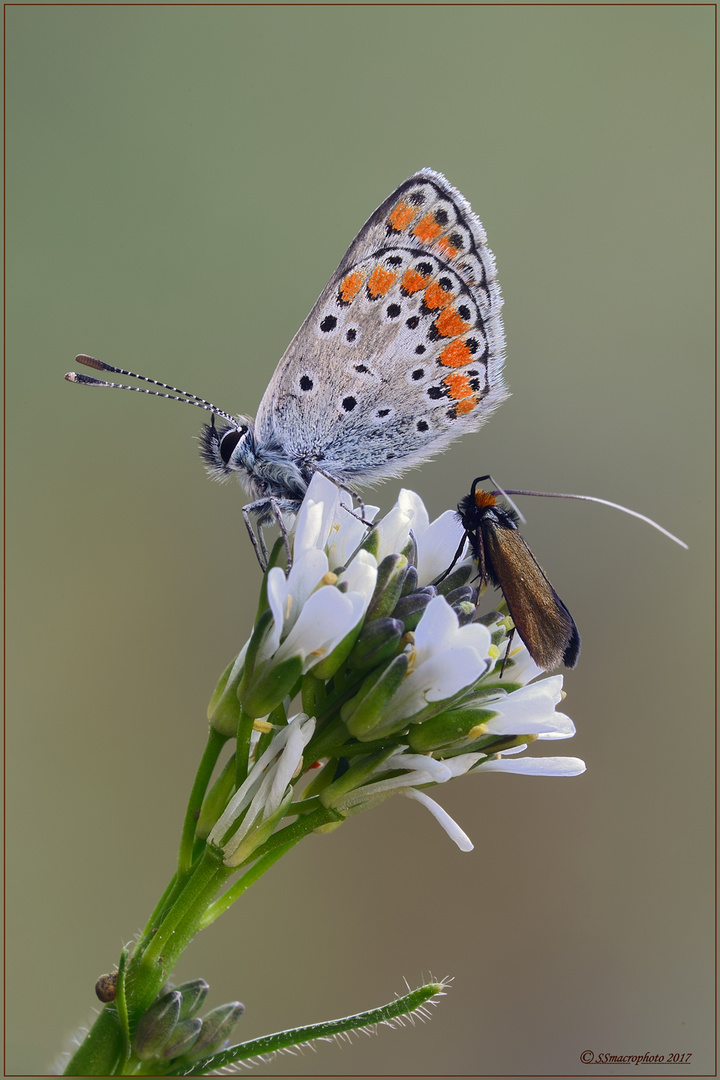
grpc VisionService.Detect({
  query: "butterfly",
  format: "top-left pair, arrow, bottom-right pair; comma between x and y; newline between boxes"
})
67,170 -> 507,563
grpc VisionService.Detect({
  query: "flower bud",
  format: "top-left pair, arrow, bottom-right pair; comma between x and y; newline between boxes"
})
241,655 -> 303,719
196,757 -> 236,839
320,746 -> 397,808
239,609 -> 276,686
208,658 -> 245,738
391,586 -> 436,631
365,554 -> 408,620
300,757 -> 338,801
310,622 -> 363,681
407,706 -> 496,752
475,610 -> 511,636
400,565 -> 419,596
444,585 -> 477,609
131,990 -> 181,1060
174,978 -> 210,1019
341,653 -> 410,739
401,529 -> 418,565
160,1017 -> 202,1060
183,1002 -> 245,1062
434,563 -> 473,595
455,601 -> 477,625
445,586 -> 478,626
346,617 -> 404,672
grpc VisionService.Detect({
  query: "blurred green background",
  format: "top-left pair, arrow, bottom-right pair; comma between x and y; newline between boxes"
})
6,5 -> 714,1076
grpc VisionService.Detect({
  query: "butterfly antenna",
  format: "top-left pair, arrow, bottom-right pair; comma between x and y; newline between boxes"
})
497,488 -> 688,550
65,354 -> 240,428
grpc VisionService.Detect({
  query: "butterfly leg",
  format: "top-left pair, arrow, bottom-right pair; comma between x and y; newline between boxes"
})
242,503 -> 270,571
267,498 -> 293,573
242,498 -> 298,573
310,466 -> 368,525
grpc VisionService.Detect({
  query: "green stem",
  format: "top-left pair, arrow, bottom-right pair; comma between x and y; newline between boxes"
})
114,948 -> 131,1066
244,804 -> 343,863
303,716 -> 348,763
199,840 -> 297,929
136,872 -> 180,946
64,850 -> 233,1076
201,804 -> 343,928
162,981 -> 447,1075
140,847 -> 232,974
234,709 -> 254,789
63,1009 -> 125,1076
177,727 -> 228,875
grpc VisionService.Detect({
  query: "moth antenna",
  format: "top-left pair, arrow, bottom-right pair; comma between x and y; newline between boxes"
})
65,355 -> 240,428
469,474 -> 526,523
496,489 -> 688,550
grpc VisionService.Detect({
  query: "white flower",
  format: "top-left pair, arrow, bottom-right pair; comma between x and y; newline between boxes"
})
463,675 -> 576,740
326,503 -> 380,572
210,479 -> 586,859
377,596 -> 492,731
495,636 -> 545,686
270,572 -> 374,672
250,475 -> 378,675
370,488 -> 473,587
209,714 -> 316,866
329,748 -> 455,813
399,495 -> 472,587
292,473 -> 346,559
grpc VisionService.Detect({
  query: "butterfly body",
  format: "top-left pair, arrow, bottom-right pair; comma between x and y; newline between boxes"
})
200,169 -> 507,516
458,481 -> 580,671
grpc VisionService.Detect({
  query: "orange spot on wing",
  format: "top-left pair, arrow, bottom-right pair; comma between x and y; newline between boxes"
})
444,372 -> 473,401
339,270 -> 365,304
435,307 -> 472,337
367,266 -> 397,297
388,200 -> 416,231
436,236 -> 460,259
413,214 -> 443,243
423,281 -> 453,310
401,268 -> 429,294
442,373 -> 479,414
439,339 -> 473,367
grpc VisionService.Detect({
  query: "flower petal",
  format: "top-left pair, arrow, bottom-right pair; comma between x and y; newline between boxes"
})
415,509 -> 469,587
292,473 -> 340,556
268,715 -> 316,808
264,567 -> 288,657
337,549 -> 378,605
397,488 -> 430,535
480,755 -> 586,776
478,676 -> 575,737
403,788 -> 474,851
274,586 -> 367,670
326,503 -> 379,571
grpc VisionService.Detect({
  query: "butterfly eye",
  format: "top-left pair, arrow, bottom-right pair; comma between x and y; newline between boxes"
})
219,427 -> 243,464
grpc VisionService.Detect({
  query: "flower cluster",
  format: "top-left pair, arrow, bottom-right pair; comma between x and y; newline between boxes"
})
203,475 -> 585,865
130,979 -> 243,1068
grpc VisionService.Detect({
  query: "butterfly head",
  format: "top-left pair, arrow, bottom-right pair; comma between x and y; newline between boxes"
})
199,415 -> 256,482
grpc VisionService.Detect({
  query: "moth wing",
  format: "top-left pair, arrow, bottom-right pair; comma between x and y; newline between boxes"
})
484,523 -> 580,670
253,170 -> 507,485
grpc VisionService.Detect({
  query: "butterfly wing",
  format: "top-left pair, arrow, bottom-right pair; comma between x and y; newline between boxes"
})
482,520 -> 581,670
254,169 -> 507,486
